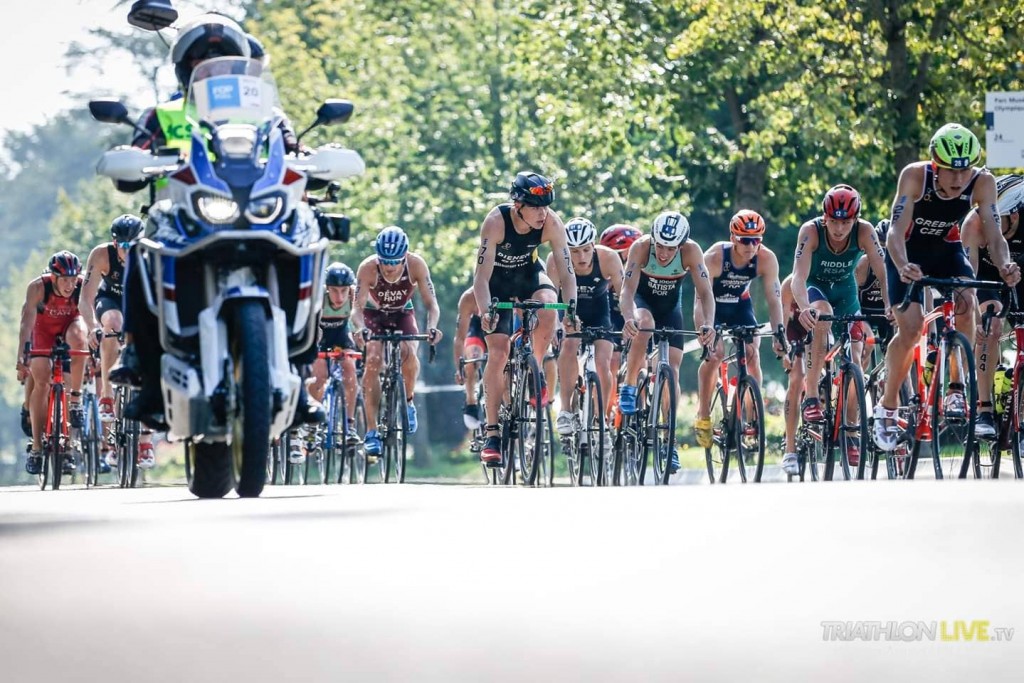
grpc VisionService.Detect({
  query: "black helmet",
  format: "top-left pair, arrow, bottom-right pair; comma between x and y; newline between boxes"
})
110,214 -> 144,243
874,219 -> 890,247
246,33 -> 267,65
325,262 -> 355,287
509,172 -> 555,207
48,250 -> 82,277
170,13 -> 250,88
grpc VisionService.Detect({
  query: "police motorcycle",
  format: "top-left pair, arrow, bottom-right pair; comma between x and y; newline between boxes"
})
90,57 -> 364,497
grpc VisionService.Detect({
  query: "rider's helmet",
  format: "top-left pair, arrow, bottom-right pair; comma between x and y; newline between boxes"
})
729,209 -> 766,238
565,217 -> 597,247
48,251 -> 82,277
246,33 -> 268,66
171,13 -> 251,88
651,211 -> 690,247
822,184 -> 861,220
325,262 -> 355,287
599,224 -> 641,251
509,172 -> 555,207
929,123 -> 981,170
996,174 -> 1024,218
110,214 -> 144,244
375,226 -> 409,264
874,219 -> 890,247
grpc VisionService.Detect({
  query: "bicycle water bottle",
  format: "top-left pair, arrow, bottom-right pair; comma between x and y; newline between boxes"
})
994,364 -> 1013,415
923,346 -> 937,386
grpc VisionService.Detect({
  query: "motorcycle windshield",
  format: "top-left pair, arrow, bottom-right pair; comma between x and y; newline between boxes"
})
185,57 -> 280,127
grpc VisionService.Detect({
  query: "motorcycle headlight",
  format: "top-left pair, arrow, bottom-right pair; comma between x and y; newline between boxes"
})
245,195 -> 285,225
195,194 -> 240,224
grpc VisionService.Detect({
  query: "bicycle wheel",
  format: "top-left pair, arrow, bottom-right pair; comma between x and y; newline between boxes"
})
284,430 -> 304,485
649,364 -> 677,486
83,393 -> 101,487
585,372 -> 605,486
634,370 -> 651,484
973,412 -> 1007,479
515,355 -> 544,486
49,386 -> 64,491
804,420 -> 831,482
384,373 -> 409,483
705,386 -> 728,484
565,380 -> 583,486
930,331 -> 977,479
733,376 -> 766,483
1011,380 -> 1024,479
186,441 -> 195,487
835,363 -> 866,481
543,405 -> 556,487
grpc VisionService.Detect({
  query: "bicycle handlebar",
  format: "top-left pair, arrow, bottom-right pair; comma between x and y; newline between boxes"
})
898,276 -> 1006,312
490,299 -> 570,311
366,332 -> 436,363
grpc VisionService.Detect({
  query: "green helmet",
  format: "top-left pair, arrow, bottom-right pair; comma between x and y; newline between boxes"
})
929,123 -> 981,169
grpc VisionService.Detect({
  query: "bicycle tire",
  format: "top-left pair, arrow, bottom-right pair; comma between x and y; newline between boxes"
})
837,363 -> 867,481
634,370 -> 651,485
930,331 -> 977,479
566,378 -> 583,486
544,404 -> 556,487
586,371 -> 605,486
649,364 -> 677,486
354,393 -> 370,484
705,386 -> 728,484
1012,376 -> 1024,479
515,355 -> 544,486
50,386 -> 64,491
734,376 -> 766,483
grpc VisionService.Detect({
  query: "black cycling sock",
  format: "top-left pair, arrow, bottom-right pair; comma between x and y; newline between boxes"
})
485,423 -> 500,435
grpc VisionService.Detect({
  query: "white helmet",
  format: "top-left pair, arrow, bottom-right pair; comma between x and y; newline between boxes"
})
565,217 -> 597,247
996,174 -> 1024,217
651,211 -> 690,247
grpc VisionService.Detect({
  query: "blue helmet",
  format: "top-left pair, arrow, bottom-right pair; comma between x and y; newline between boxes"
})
325,262 -> 355,287
375,226 -> 409,263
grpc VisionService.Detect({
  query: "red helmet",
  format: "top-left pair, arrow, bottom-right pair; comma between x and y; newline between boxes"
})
729,210 -> 765,237
48,250 -> 81,277
823,184 -> 861,220
599,224 -> 642,251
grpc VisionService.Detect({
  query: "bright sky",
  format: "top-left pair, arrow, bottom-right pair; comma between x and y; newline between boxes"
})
0,0 -> 242,140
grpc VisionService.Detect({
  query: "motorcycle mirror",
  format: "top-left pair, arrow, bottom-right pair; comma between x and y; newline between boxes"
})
317,212 -> 351,243
89,100 -> 131,125
296,100 -> 355,143
127,0 -> 178,31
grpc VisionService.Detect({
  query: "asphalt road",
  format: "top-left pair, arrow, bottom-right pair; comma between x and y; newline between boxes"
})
1,479 -> 1021,682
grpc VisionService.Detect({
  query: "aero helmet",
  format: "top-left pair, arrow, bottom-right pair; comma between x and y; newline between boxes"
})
110,214 -> 144,243
599,224 -> 642,251
375,226 -> 409,263
48,250 -> 82,277
729,210 -> 766,237
929,123 -> 981,170
565,217 -> 597,247
651,211 -> 690,247
325,262 -> 355,287
509,172 -> 555,207
823,184 -> 861,220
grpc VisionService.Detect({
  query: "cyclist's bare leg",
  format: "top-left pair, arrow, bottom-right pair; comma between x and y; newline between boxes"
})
66,320 -> 89,396
483,334 -> 510,435
308,357 -> 328,403
882,304 -> 925,408
624,308 -> 655,386
594,339 -> 614,416
845,340 -> 864,424
99,309 -> 122,402
557,337 -> 580,411
951,287 -> 978,384
342,356 -> 358,422
744,337 -> 762,417
697,337 -> 725,419
362,340 -> 384,429
784,354 -> 804,453
28,357 -> 51,453
976,300 -> 1003,410
802,300 -> 833,402
544,353 -> 557,403
400,340 -> 420,402
464,344 -> 483,409
529,286 -> 558,372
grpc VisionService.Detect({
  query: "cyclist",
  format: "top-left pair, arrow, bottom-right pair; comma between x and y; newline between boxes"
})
453,287 -> 486,430
308,262 -> 359,448
695,210 -> 785,448
855,220 -> 893,353
473,172 -> 578,464
15,252 -> 89,475
351,226 -> 442,457
874,124 -> 1021,450
547,217 -> 624,435
599,223 -> 642,383
962,174 -> 1024,439
619,211 -> 716,473
79,214 -> 157,470
782,185 -> 888,474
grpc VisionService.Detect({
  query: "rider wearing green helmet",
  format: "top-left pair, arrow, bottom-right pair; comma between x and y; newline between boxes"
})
873,123 -> 1022,452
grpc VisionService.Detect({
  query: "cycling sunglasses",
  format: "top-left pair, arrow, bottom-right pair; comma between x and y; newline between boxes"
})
116,241 -> 132,249
528,183 -> 553,196
735,237 -> 762,246
379,257 -> 404,266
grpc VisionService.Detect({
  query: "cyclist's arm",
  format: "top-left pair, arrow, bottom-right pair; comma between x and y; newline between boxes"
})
598,245 -> 624,300
975,173 -> 1015,273
473,212 -> 502,313
758,247 -> 785,330
349,258 -> 373,334
453,291 -> 473,371
861,219 -> 889,309
79,245 -> 107,332
854,255 -> 869,288
410,254 -> 440,332
619,239 -> 647,322
17,280 -> 43,359
684,241 -> 715,329
886,165 -> 922,272
544,251 -> 562,292
544,213 -> 577,304
790,221 -> 817,311
961,210 -> 983,273
696,244 -> 722,326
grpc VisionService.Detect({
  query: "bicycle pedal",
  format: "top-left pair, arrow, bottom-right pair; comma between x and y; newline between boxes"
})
484,459 -> 504,469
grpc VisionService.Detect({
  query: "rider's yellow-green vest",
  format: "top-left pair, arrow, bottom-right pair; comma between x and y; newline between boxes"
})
153,99 -> 192,190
